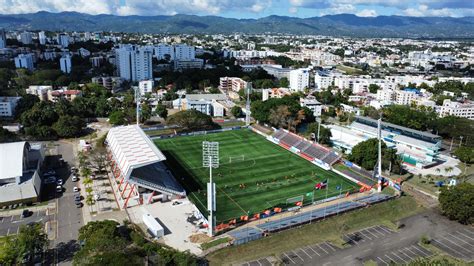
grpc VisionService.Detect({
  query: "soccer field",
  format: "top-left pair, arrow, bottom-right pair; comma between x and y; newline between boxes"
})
155,129 -> 358,223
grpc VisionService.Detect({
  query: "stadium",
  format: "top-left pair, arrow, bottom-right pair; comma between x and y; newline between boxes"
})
154,128 -> 363,228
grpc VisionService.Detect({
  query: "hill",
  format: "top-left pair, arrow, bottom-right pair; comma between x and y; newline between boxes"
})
0,11 -> 473,38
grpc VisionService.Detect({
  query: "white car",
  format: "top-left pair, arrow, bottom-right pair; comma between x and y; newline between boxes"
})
71,175 -> 78,182
73,186 -> 80,192
94,194 -> 100,201
56,179 -> 63,186
56,185 -> 63,193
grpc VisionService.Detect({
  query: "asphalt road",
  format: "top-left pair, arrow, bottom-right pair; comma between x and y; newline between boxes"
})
0,210 -> 52,236
50,141 -> 84,265
243,209 -> 474,265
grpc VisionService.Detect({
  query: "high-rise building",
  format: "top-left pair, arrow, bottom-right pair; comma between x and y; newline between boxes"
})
138,80 -> 154,96
57,33 -> 69,48
115,45 -> 153,82
289,68 -> 309,92
60,54 -> 72,73
174,44 -> 195,60
19,32 -> 33,45
14,54 -> 34,71
0,29 -> 6,49
38,31 -> 46,45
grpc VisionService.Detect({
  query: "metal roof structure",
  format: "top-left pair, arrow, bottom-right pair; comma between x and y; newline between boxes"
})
0,141 -> 27,180
106,125 -> 166,181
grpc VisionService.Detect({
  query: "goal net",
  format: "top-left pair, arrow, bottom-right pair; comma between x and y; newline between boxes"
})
229,155 -> 245,163
286,195 -> 304,205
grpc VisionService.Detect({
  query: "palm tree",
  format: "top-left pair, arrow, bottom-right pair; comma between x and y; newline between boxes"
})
85,187 -> 93,195
81,168 -> 92,178
83,177 -> 93,188
85,195 -> 94,206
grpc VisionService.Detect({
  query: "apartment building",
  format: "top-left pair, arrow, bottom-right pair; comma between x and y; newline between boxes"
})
0,97 -> 21,117
115,45 -> 153,82
14,53 -> 34,71
439,99 -> 474,120
289,68 -> 309,92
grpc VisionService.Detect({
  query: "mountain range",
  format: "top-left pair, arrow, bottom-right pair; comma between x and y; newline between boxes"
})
0,11 -> 473,38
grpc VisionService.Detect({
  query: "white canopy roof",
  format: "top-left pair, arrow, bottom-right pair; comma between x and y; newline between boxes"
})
0,142 -> 27,180
106,125 -> 166,180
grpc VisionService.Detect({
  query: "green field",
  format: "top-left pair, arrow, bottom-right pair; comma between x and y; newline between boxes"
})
155,129 -> 358,223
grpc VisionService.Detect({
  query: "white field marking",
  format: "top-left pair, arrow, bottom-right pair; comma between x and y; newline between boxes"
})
16,227 -> 19,234
318,244 -> 329,254
450,234 -> 474,248
364,228 -> 380,238
290,251 -> 304,262
0,217 -> 3,223
376,256 -> 389,266
462,228 -> 474,235
308,245 -> 321,256
457,231 -> 474,241
257,260 -> 262,266
282,253 -> 296,264
391,252 -> 408,264
403,246 -> 420,258
370,227 -> 387,237
440,235 -> 472,254
399,248 -> 414,261
324,242 -> 336,252
10,215 -> 14,222
6,228 -> 10,235
37,211 -> 40,217
357,230 -> 372,240
412,245 -> 431,257
376,225 -> 393,234
300,248 -> 312,259
384,254 -> 396,263
431,239 -> 466,257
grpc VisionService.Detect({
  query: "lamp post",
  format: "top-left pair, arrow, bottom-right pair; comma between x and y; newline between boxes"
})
203,141 -> 219,236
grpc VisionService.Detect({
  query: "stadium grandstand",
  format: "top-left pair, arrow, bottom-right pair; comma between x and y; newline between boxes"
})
329,116 -> 442,168
269,129 -> 341,169
106,125 -> 185,209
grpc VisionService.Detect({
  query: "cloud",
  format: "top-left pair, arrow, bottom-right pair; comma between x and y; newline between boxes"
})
356,9 -> 377,17
0,0 -> 272,16
288,7 -> 298,14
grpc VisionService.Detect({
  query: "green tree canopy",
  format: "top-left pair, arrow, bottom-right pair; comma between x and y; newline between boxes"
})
166,109 -> 215,131
306,122 -> 332,145
108,110 -> 127,126
230,106 -> 242,118
454,147 -> 474,164
53,115 -> 85,138
154,104 -> 168,119
0,223 -> 48,265
439,183 -> 474,224
348,138 -> 402,173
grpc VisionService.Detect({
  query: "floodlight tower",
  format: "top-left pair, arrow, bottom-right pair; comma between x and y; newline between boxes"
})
377,118 -> 383,192
245,82 -> 252,126
134,86 -> 141,125
203,141 -> 219,236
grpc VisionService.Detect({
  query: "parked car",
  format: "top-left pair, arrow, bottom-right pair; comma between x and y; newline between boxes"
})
94,194 -> 100,201
44,176 -> 56,184
56,185 -> 63,193
75,202 -> 83,208
71,175 -> 78,182
44,170 -> 56,176
73,186 -> 80,192
21,209 -> 32,218
74,194 -> 81,202
56,179 -> 63,186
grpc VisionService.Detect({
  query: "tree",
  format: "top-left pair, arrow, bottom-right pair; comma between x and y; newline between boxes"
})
368,84 -> 380,93
166,110 -> 215,131
307,122 -> 332,145
0,128 -> 18,143
269,105 -> 291,129
348,138 -> 402,172
154,104 -> 168,119
24,125 -> 57,140
230,106 -> 242,118
279,77 -> 289,88
52,115 -> 85,138
439,183 -> 474,224
454,147 -> 474,164
15,94 -> 39,118
0,223 -> 48,265
140,102 -> 152,122
108,110 -> 127,126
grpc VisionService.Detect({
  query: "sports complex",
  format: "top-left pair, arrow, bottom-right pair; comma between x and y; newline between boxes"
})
154,128 -> 361,225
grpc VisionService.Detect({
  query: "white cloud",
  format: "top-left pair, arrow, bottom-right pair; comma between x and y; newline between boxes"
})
288,7 -> 298,14
403,4 -> 459,17
356,9 -> 377,17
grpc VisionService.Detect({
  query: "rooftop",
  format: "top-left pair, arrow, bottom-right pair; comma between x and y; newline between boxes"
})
0,142 -> 27,180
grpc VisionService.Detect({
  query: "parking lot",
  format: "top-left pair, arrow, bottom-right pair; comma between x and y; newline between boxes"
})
375,244 -> 432,265
431,228 -> 474,262
343,225 -> 395,245
0,210 -> 53,236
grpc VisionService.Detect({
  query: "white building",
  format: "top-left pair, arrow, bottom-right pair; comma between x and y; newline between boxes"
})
0,97 -> 21,117
219,77 -> 248,92
0,29 -> 6,49
173,58 -> 203,71
18,32 -> 33,45
174,44 -> 195,60
14,54 -> 34,71
115,45 -> 153,82
60,54 -> 72,74
439,99 -> 474,120
300,96 -> 322,117
138,80 -> 154,96
289,68 -> 309,92
184,94 -> 227,117
261,65 -> 291,80
376,88 -> 419,106
38,31 -> 46,45
57,33 -> 69,48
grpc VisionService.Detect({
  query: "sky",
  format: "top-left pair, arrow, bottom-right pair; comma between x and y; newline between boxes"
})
0,0 -> 472,18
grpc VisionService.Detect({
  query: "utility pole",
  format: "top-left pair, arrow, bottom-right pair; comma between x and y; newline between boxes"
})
203,141 -> 219,237
134,86 -> 140,125
245,82 -> 252,126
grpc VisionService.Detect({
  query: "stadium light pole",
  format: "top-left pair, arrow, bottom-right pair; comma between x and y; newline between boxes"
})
134,86 -> 140,126
203,141 -> 219,237
245,82 -> 252,126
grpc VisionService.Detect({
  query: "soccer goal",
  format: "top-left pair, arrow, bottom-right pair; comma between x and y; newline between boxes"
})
229,155 -> 245,163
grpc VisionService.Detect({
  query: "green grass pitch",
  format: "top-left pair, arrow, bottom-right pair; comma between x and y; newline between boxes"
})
154,129 -> 359,223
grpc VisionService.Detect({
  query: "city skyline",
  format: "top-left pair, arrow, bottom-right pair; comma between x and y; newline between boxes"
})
0,0 -> 473,19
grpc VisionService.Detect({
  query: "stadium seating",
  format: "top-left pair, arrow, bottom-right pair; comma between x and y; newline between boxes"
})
271,129 -> 341,166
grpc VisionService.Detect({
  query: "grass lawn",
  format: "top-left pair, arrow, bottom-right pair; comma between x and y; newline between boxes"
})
206,196 -> 423,265
155,129 -> 358,223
